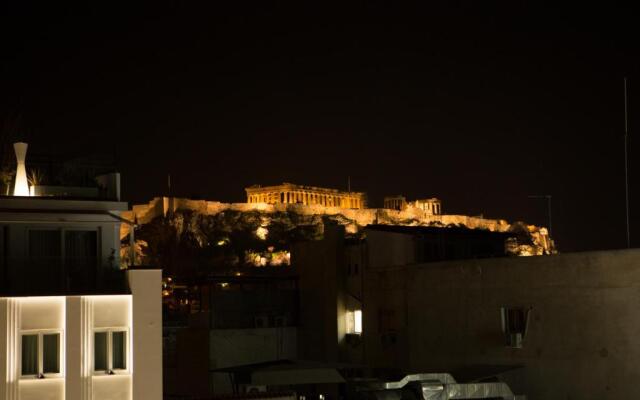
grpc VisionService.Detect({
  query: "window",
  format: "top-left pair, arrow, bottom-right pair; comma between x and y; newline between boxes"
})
346,309 -> 363,335
65,230 -> 98,289
27,229 -> 98,291
20,331 -> 62,378
1,226 -> 7,290
501,307 -> 530,348
94,329 -> 128,374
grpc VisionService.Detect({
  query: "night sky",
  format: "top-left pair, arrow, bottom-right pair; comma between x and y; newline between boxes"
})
1,3 -> 639,252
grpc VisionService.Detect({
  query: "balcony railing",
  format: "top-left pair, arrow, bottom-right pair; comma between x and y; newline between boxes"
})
0,257 -> 128,296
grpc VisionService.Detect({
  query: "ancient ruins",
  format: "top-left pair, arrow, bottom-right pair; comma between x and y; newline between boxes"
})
122,182 -> 556,258
383,195 -> 442,215
246,183 -> 367,209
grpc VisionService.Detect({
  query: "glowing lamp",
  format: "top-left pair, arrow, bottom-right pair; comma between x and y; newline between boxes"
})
13,142 -> 29,196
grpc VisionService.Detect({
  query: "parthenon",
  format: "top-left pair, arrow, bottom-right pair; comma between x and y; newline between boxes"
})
246,183 -> 367,209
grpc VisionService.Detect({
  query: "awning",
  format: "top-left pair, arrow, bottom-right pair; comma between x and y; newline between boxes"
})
212,359 -> 351,386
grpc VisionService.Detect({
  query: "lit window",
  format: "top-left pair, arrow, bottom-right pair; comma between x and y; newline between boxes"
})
20,331 -> 62,378
354,310 -> 362,334
94,329 -> 128,374
346,310 -> 363,335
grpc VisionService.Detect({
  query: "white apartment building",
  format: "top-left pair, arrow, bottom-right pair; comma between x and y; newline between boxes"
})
0,143 -> 161,400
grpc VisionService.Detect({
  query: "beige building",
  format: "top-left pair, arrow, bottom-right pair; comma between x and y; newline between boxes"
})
295,223 -> 640,399
246,183 -> 366,209
384,195 -> 441,214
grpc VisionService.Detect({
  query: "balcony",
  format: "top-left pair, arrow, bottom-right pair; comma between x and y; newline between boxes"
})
0,257 -> 129,296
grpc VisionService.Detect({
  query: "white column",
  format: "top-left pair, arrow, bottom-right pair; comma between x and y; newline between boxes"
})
2,299 -> 20,400
128,269 -> 163,400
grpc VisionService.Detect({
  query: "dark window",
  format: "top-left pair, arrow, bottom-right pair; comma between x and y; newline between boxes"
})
21,335 -> 38,376
503,308 -> 528,335
28,230 -> 62,260
112,331 -> 126,370
28,230 -> 62,291
95,329 -> 128,372
1,226 -> 7,290
43,334 -> 60,374
21,332 -> 60,377
501,307 -> 530,348
94,332 -> 108,371
65,230 -> 98,289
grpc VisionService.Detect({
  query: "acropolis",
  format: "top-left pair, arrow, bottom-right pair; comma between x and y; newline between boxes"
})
246,182 -> 367,209
123,182 -> 555,258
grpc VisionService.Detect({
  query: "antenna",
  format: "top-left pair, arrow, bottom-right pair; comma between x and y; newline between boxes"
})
624,77 -> 631,248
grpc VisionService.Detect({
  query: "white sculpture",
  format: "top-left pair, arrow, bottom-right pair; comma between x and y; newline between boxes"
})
13,142 -> 29,196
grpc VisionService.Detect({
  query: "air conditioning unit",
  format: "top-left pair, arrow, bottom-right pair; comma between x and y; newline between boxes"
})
245,385 -> 267,393
507,333 -> 523,348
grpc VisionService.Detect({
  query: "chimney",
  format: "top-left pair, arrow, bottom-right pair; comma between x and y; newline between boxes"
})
13,142 -> 29,196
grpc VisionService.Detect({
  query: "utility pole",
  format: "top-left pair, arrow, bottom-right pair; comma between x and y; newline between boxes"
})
624,77 -> 631,248
528,195 -> 552,237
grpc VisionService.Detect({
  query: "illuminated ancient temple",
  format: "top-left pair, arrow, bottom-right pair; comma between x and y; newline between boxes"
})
246,183 -> 366,209
384,195 -> 442,215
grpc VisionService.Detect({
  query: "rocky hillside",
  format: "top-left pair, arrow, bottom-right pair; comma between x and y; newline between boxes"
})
120,197 -> 555,275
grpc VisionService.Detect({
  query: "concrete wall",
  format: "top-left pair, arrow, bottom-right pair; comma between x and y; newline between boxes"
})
210,327 -> 297,393
166,327 -> 297,396
294,225 -> 343,363
294,225 -> 366,366
363,249 -> 640,399
365,230 -> 415,268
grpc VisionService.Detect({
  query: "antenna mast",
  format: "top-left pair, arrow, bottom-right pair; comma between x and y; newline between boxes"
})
624,77 -> 631,248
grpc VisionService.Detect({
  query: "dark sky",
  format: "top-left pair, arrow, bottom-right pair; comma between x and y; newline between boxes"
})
1,3 -> 639,252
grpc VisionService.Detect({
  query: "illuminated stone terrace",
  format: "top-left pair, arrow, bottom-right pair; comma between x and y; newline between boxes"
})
245,183 -> 366,209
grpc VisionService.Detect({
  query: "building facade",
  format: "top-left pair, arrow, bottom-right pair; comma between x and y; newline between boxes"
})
0,143 -> 161,400
295,224 -> 640,399
246,183 -> 366,209
163,274 -> 298,397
